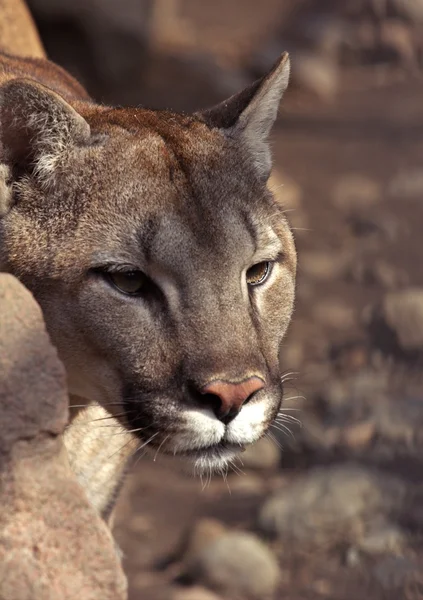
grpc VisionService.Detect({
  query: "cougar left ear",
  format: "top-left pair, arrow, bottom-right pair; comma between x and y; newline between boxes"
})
198,53 -> 290,179
0,78 -> 91,182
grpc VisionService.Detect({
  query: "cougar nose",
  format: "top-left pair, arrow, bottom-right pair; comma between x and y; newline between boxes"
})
200,376 -> 265,424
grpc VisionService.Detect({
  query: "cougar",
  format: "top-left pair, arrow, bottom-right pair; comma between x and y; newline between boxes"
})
0,0 -> 296,521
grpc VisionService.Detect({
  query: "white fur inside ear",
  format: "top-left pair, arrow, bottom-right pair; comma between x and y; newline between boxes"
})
0,164 -> 12,218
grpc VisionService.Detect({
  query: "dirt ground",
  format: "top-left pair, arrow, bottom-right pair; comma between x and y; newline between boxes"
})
29,0 -> 423,598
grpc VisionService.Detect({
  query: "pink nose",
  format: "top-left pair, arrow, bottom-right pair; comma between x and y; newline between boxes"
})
200,376 -> 265,422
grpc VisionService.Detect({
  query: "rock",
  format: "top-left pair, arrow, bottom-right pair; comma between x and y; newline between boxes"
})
293,52 -> 339,99
373,395 -> 423,448
322,370 -> 388,415
332,174 -> 381,211
0,274 -> 127,600
299,14 -> 347,57
171,586 -> 223,600
331,340 -> 370,372
313,299 -> 356,330
389,168 -> 423,199
389,0 -> 423,23
226,473 -> 267,496
342,420 -> 376,449
188,531 -> 280,599
380,19 -> 416,64
258,465 -> 405,549
357,521 -> 406,555
347,212 -> 399,241
349,260 -> 407,288
371,261 -> 408,288
382,288 -> 423,350
181,519 -> 227,571
373,556 -> 420,591
241,437 -> 281,471
300,251 -> 348,281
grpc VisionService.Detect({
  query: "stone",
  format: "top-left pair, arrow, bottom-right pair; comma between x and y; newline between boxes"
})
293,52 -> 339,99
258,465 -> 405,549
300,251 -> 348,281
357,521 -> 406,555
332,174 -> 381,211
382,288 -> 423,350
342,420 -> 376,449
373,556 -> 420,591
181,519 -> 227,571
0,274 -> 127,600
350,260 -> 407,289
389,0 -> 423,23
313,300 -> 356,330
331,341 -> 370,372
171,586 -> 223,600
380,19 -> 416,64
241,437 -> 281,471
300,14 -> 347,56
389,168 -> 423,199
373,395 -> 423,448
188,531 -> 280,599
371,261 -> 408,288
226,473 -> 267,496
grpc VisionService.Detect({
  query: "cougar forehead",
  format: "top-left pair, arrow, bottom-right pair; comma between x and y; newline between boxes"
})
10,108 -> 282,281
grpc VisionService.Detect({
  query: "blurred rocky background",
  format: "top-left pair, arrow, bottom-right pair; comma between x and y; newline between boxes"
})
25,0 -> 423,598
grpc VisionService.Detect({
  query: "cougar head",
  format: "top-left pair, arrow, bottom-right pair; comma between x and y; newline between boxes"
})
0,54 -> 296,474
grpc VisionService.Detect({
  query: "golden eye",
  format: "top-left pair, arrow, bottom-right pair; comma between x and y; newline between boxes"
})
246,261 -> 271,286
108,270 -> 146,295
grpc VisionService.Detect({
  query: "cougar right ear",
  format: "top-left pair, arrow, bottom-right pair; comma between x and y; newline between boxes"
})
0,78 -> 91,183
198,53 -> 290,180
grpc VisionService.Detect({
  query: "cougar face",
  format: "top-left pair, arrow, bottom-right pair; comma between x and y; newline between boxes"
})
0,54 -> 296,474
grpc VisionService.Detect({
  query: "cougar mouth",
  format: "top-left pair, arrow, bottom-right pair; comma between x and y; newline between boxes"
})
179,441 -> 246,458
177,440 -> 247,474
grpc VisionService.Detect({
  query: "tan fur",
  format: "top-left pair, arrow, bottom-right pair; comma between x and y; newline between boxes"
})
0,2 -> 297,520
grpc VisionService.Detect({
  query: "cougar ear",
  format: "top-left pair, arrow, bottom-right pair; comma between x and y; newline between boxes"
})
198,53 -> 290,178
0,78 -> 90,181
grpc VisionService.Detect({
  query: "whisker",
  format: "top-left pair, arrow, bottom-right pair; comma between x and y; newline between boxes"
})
270,422 -> 296,441
281,370 -> 300,379
275,414 -> 302,426
153,434 -> 170,462
266,431 -> 283,452
229,459 -> 245,477
68,401 -> 124,409
283,395 -> 306,402
86,412 -> 130,423
107,435 -> 138,461
132,432 -> 160,468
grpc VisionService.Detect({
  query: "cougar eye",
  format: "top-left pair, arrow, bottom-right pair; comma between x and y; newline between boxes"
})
246,261 -> 272,286
107,270 -> 146,295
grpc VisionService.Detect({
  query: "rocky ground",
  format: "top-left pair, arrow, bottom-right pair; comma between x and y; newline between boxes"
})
25,0 -> 423,598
